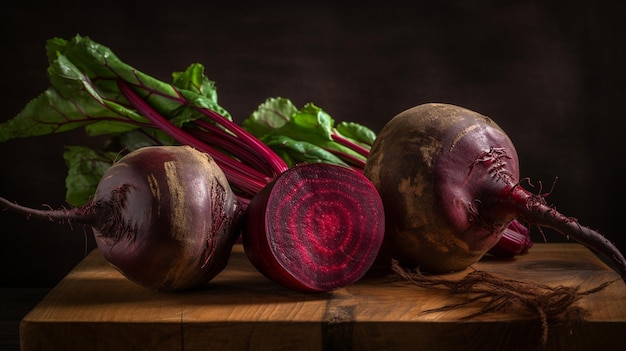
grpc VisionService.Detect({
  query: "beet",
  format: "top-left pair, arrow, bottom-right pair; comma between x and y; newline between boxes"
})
364,103 -> 626,281
243,163 -> 385,292
0,145 -> 243,291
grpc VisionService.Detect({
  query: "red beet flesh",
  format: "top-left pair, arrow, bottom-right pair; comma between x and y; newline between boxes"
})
243,163 -> 385,292
364,103 -> 626,282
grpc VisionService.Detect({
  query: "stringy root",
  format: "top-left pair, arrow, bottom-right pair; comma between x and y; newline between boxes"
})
391,260 -> 615,349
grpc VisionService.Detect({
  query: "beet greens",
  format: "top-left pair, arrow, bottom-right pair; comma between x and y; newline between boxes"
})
242,97 -> 374,170
0,35 -> 385,292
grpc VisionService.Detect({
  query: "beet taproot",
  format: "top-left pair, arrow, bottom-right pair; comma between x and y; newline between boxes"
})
364,103 -> 626,281
0,145 -> 243,291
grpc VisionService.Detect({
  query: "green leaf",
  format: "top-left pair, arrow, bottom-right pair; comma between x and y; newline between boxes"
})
0,51 -> 147,142
0,34 -> 238,205
243,97 -> 371,167
53,35 -> 230,123
247,100 -> 336,147
63,145 -> 119,206
335,121 -> 376,146
243,97 -> 297,137
171,63 -> 232,121
288,103 -> 335,141
172,63 -> 217,101
1,34 -> 235,145
263,135 -> 349,168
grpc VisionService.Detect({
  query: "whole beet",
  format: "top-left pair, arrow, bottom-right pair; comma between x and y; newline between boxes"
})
364,103 -> 626,281
0,145 -> 243,291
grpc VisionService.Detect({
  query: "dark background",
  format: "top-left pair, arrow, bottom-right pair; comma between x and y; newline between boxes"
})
1,0 -> 625,288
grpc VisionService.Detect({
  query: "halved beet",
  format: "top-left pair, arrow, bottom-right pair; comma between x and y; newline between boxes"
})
242,163 -> 385,292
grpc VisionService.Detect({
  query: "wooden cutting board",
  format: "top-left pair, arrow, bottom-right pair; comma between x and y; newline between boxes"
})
19,243 -> 626,351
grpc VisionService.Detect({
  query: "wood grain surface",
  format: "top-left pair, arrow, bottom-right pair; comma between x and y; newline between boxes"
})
20,243 -> 626,351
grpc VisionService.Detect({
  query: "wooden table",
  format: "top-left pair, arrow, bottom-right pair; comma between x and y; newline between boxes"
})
19,244 -> 626,351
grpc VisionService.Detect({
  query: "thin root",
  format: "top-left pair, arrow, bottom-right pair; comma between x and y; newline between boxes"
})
391,260 -> 616,350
